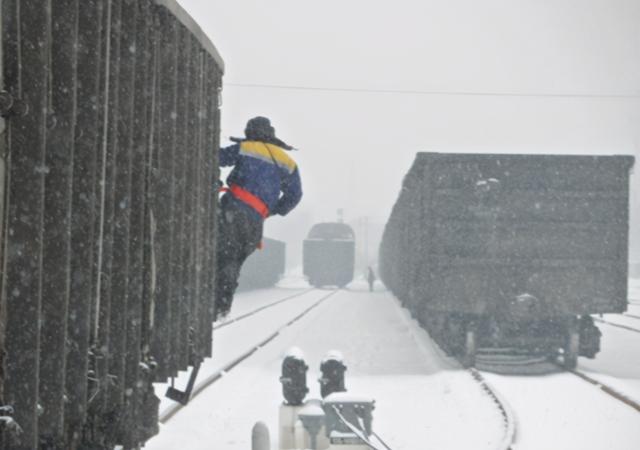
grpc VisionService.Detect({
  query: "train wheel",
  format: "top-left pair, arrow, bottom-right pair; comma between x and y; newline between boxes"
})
578,315 -> 601,358
442,315 -> 465,356
463,325 -> 477,368
564,318 -> 580,370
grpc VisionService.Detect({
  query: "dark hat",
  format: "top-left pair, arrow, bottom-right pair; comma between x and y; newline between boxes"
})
244,116 -> 275,142
238,116 -> 295,150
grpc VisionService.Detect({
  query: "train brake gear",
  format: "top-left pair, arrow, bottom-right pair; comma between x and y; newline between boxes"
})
280,348 -> 309,406
578,315 -> 601,359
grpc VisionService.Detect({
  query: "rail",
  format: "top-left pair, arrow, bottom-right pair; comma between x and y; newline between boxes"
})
565,368 -> 640,414
160,290 -> 339,423
214,288 -> 314,330
390,294 -> 517,450
467,369 -> 517,450
593,317 -> 640,334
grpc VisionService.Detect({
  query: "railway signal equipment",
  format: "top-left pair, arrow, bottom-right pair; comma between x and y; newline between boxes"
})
319,351 -> 347,398
298,403 -> 325,450
324,393 -> 375,449
280,348 -> 309,406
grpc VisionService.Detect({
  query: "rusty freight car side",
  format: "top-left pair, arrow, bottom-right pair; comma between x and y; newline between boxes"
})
381,153 -> 634,368
0,1 -> 223,449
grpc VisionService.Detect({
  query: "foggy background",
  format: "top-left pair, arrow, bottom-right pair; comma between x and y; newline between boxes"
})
178,0 -> 640,274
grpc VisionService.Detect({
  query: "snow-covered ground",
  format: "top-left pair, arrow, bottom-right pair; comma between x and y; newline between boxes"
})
628,278 -> 640,304
576,277 -> 640,404
482,371 -> 640,450
147,280 -> 504,449
482,278 -> 640,450
578,321 -> 640,404
146,277 -> 640,450
153,287 -> 323,414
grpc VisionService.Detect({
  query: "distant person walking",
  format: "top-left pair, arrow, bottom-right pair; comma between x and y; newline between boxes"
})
367,266 -> 376,292
216,117 -> 302,319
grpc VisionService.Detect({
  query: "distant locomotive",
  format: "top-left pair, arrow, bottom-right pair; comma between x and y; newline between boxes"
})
380,153 -> 634,368
237,238 -> 286,291
303,222 -> 355,288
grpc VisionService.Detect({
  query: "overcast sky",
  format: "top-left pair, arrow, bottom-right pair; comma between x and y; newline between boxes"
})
178,0 -> 640,262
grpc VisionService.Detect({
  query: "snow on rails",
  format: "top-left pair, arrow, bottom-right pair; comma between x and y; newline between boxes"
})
148,288 -> 512,450
157,289 -> 338,423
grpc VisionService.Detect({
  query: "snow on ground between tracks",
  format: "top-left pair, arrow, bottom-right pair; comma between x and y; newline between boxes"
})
147,277 -> 640,449
147,284 -> 504,450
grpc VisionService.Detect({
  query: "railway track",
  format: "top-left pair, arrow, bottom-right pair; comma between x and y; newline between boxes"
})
160,289 -> 339,423
477,348 -> 640,413
389,296 -> 518,450
593,316 -> 640,334
466,368 -> 517,450
161,290 -> 640,448
400,308 -> 640,450
479,359 -> 640,450
475,352 -> 640,450
564,367 -> 640,413
213,288 -> 315,330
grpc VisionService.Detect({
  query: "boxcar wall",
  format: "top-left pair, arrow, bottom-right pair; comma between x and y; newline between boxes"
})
380,153 -> 634,364
0,1 -> 223,449
237,238 -> 286,291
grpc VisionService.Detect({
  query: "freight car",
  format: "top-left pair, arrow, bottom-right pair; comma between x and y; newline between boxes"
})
380,153 -> 634,368
303,222 -> 355,288
0,1 -> 223,449
237,238 -> 286,291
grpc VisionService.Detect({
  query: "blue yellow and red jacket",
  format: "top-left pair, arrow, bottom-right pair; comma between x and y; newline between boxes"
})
219,140 -> 302,220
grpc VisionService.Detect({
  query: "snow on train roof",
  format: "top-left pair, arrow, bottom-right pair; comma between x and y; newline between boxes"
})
307,222 -> 355,240
155,0 -> 225,72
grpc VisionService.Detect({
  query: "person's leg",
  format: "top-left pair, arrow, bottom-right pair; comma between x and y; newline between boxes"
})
236,212 -> 263,263
215,204 -> 243,318
215,200 -> 264,319
222,210 -> 263,299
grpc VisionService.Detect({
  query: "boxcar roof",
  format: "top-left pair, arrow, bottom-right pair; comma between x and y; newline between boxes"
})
308,222 -> 355,240
415,152 -> 635,169
154,0 -> 225,73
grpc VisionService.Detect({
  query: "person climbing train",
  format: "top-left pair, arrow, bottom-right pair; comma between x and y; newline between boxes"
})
215,117 -> 302,319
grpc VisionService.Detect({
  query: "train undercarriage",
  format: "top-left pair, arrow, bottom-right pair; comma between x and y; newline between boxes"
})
421,310 -> 602,369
